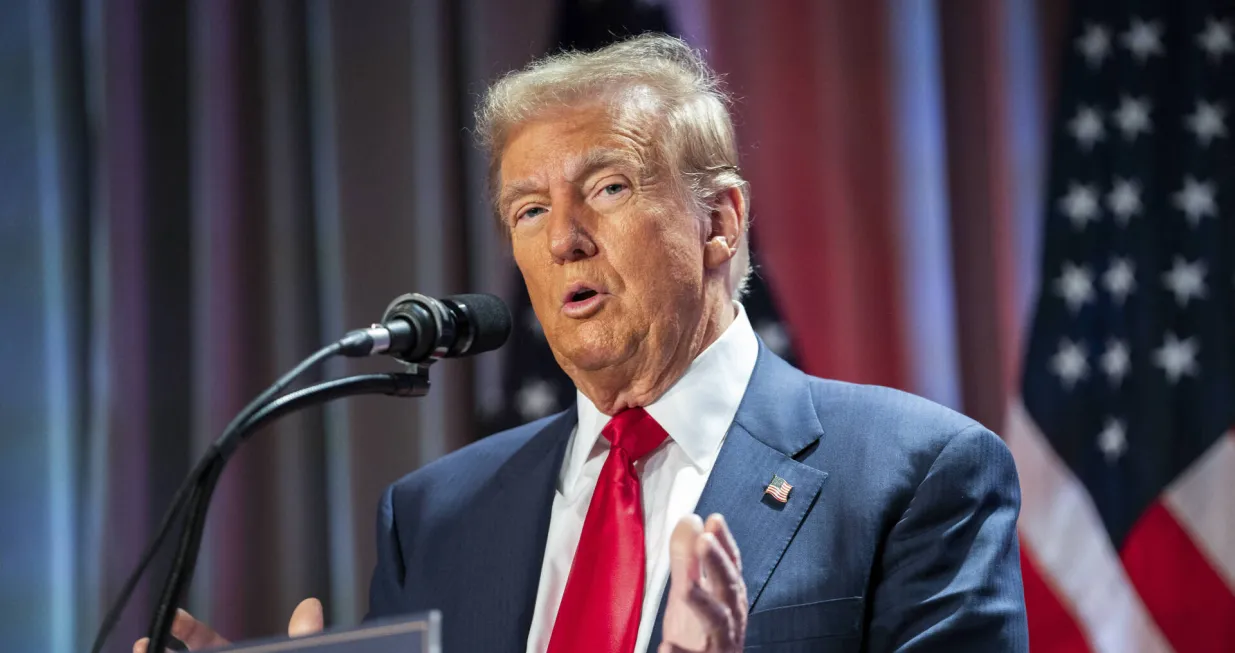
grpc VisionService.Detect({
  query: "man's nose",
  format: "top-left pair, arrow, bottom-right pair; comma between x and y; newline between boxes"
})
547,199 -> 598,263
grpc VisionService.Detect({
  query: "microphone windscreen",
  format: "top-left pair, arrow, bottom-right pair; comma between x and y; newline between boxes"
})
446,293 -> 512,356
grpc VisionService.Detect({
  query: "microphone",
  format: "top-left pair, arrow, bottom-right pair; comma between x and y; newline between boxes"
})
340,292 -> 512,364
94,290 -> 512,653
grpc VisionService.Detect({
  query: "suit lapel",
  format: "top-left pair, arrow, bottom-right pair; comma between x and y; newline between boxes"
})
649,346 -> 829,648
455,410 -> 575,653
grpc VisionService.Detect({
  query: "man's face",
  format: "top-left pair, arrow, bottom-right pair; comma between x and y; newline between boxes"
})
498,105 -> 709,376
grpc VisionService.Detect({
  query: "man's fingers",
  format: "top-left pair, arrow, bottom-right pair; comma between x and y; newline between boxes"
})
131,636 -> 183,653
697,531 -> 746,623
132,599 -> 322,652
685,583 -> 737,649
288,597 -> 325,637
171,608 -> 230,650
704,513 -> 742,573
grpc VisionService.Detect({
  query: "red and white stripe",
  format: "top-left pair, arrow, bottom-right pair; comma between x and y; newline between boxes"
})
1164,433 -> 1235,590
1006,400 -> 1235,652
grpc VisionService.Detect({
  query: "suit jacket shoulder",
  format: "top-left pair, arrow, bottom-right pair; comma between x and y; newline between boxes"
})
384,411 -> 568,512
727,351 -> 1027,651
804,377 -> 996,514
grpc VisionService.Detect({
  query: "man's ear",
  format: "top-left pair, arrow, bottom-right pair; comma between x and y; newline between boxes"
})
704,186 -> 745,271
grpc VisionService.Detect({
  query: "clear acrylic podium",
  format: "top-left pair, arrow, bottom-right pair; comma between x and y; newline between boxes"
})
209,612 -> 441,653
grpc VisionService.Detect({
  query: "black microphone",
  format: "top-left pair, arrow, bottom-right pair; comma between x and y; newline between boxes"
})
340,292 -> 512,364
93,290 -> 512,653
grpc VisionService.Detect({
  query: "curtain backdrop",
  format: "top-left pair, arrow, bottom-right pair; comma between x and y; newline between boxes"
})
1,1 -> 1067,651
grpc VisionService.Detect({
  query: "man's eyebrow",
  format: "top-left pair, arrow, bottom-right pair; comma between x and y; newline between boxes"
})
497,179 -> 546,214
569,147 -> 641,181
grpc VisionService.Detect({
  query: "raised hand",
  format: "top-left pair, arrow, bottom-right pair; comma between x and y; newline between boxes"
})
132,597 -> 324,652
659,514 -> 747,653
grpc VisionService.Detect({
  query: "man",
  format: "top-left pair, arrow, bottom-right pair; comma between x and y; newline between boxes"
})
138,34 -> 1028,653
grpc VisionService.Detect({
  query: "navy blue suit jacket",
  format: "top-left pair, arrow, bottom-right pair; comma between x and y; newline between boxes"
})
366,344 -> 1030,651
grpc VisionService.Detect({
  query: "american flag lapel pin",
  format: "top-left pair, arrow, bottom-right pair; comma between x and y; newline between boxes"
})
764,474 -> 792,503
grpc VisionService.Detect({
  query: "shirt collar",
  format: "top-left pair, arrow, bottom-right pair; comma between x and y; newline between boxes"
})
562,302 -> 760,494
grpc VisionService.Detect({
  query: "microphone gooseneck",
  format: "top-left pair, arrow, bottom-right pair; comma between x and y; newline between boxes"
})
90,291 -> 511,653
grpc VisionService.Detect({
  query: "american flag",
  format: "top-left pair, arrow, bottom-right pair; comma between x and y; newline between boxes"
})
763,475 -> 792,504
480,0 -> 798,435
1006,3 -> 1235,651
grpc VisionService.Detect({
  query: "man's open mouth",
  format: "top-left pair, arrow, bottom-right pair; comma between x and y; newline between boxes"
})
562,282 -> 606,306
561,283 -> 608,317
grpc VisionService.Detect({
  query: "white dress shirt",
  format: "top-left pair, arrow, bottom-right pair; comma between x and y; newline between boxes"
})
525,303 -> 760,653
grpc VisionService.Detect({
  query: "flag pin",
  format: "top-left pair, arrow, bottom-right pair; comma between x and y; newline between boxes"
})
764,474 -> 792,503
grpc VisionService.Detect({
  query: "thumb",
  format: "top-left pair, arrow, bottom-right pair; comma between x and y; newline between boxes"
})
668,514 -> 704,595
288,598 -> 325,637
664,515 -> 706,649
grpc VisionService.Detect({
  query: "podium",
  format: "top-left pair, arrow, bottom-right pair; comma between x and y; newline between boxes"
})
209,612 -> 441,653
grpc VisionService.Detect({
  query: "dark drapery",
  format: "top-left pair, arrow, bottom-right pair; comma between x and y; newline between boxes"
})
1,1 -> 1068,651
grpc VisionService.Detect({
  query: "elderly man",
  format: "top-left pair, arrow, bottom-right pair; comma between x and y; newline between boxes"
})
139,34 -> 1028,653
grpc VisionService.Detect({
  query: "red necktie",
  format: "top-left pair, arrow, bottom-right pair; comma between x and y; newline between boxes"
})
547,407 -> 669,653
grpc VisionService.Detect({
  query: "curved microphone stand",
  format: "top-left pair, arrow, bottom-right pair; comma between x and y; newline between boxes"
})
89,342 -> 430,653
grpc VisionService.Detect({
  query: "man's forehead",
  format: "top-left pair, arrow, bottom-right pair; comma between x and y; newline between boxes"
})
538,145 -> 641,176
504,104 -> 652,164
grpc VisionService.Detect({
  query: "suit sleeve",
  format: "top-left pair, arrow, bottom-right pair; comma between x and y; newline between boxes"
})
365,483 -> 407,621
867,425 -> 1030,652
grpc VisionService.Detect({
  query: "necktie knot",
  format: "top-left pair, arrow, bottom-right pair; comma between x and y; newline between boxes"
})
602,407 -> 668,461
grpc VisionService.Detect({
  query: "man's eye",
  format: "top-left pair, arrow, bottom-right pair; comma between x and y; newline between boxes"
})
518,206 -> 547,221
602,183 -> 627,195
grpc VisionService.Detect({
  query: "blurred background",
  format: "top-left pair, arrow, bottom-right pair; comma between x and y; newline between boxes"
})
2,0 -> 1231,651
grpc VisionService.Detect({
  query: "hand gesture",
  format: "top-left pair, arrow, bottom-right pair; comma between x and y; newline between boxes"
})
132,597 -> 324,652
659,514 -> 747,653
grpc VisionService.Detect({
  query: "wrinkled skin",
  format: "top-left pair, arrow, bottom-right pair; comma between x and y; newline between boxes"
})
498,103 -> 742,415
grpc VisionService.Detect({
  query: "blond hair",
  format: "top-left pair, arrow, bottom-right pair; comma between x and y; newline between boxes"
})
475,33 -> 753,297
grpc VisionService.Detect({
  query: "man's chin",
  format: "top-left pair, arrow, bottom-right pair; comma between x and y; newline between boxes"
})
550,334 -> 635,374
558,348 -> 623,373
